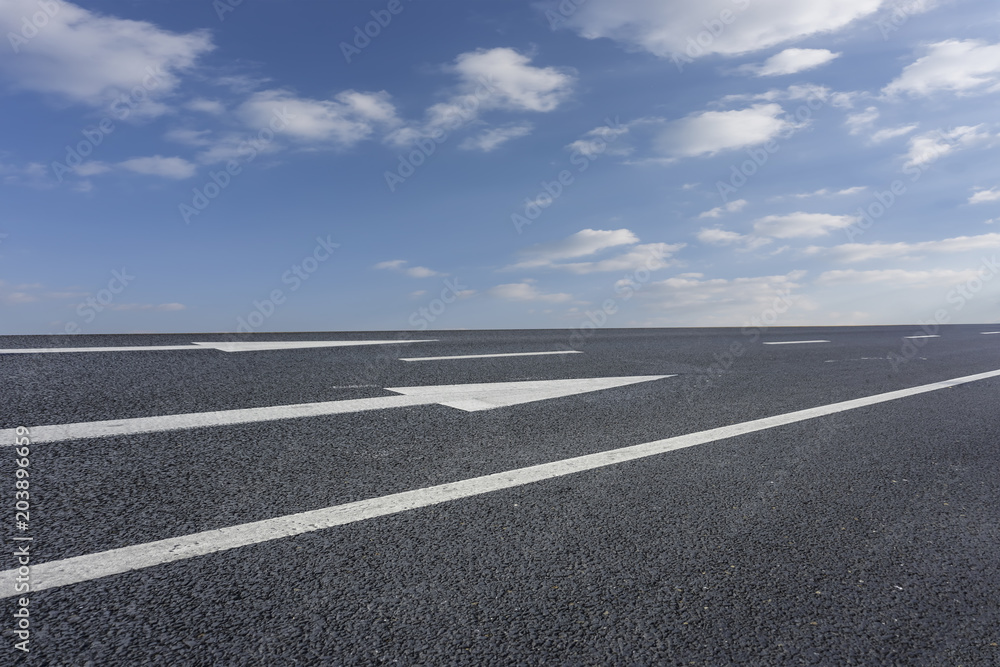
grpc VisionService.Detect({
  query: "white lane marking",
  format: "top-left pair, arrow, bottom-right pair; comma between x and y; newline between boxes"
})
193,340 -> 437,352
0,340 -> 437,354
762,340 -> 830,345
981,331 -> 1000,335
0,376 -> 671,445
400,350 -> 582,362
5,366 -> 999,598
0,345 -> 198,354
903,335 -> 939,339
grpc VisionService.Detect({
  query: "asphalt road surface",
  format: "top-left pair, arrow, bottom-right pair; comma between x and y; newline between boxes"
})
1,325 -> 999,665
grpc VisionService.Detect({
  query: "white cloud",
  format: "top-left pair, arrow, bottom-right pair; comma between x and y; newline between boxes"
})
387,48 -> 574,147
74,161 -> 111,177
452,47 -> 574,113
459,123 -> 533,152
817,268 -> 984,286
109,302 -> 186,311
631,271 -> 807,325
489,281 -> 572,302
165,128 -> 213,147
870,124 -> 918,143
753,212 -> 859,238
782,186 -> 867,199
903,125 -> 991,169
118,156 -> 196,179
238,89 -> 398,147
845,106 -> 879,135
805,233 -> 1000,262
697,228 -> 771,250
507,228 -> 639,268
558,243 -> 684,273
503,228 -> 683,273
884,39 -> 1000,97
0,0 -> 212,110
373,259 -> 443,278
557,0 -> 883,58
741,48 -> 840,76
185,98 -> 225,114
698,199 -> 747,218
655,104 -> 793,158
566,122 -> 631,157
969,187 -> 1000,204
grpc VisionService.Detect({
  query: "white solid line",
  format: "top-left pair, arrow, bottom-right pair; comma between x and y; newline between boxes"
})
0,340 -> 437,355
903,335 -> 939,339
762,340 -> 830,345
4,367 -> 999,598
0,376 -> 670,445
400,350 -> 582,361
0,345 -> 199,354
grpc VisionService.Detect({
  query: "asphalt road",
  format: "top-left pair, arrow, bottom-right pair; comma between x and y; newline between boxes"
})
1,325 -> 999,665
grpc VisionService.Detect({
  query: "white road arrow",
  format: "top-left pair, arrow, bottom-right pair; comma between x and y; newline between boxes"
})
0,375 -> 671,445
0,340 -> 437,354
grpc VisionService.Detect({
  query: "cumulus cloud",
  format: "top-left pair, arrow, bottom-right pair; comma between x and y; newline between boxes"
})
969,187 -> 1000,204
805,233 -> 1000,262
118,155 -> 196,179
489,281 -> 572,302
555,0 -> 883,58
697,228 -> 771,250
698,199 -> 747,218
753,212 -> 859,238
459,123 -> 533,152
388,48 -> 573,146
902,125 -> 991,169
655,104 -> 793,158
502,228 -> 683,273
0,0 -> 212,110
373,259 -> 444,278
238,89 -> 398,146
452,47 -> 574,112
884,39 -> 1000,97
740,48 -> 840,76
817,268 -> 986,286
628,271 -> 807,326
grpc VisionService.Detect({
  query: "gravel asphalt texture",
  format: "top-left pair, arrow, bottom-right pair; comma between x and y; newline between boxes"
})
1,325 -> 998,665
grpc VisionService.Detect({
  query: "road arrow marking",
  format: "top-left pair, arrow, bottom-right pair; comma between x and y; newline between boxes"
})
0,340 -> 437,354
4,366 -> 999,598
400,350 -> 581,362
0,376 -> 671,445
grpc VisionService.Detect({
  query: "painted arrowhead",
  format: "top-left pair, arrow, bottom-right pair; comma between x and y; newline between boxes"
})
385,375 -> 672,412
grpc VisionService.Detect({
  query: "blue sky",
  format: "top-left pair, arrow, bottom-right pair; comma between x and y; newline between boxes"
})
1,0 -> 999,335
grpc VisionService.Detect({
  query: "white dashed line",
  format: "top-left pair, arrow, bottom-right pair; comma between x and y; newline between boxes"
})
903,335 -> 939,339
763,340 -> 830,345
0,340 -> 437,354
981,331 -> 1000,335
400,351 -> 581,361
5,366 -> 999,598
